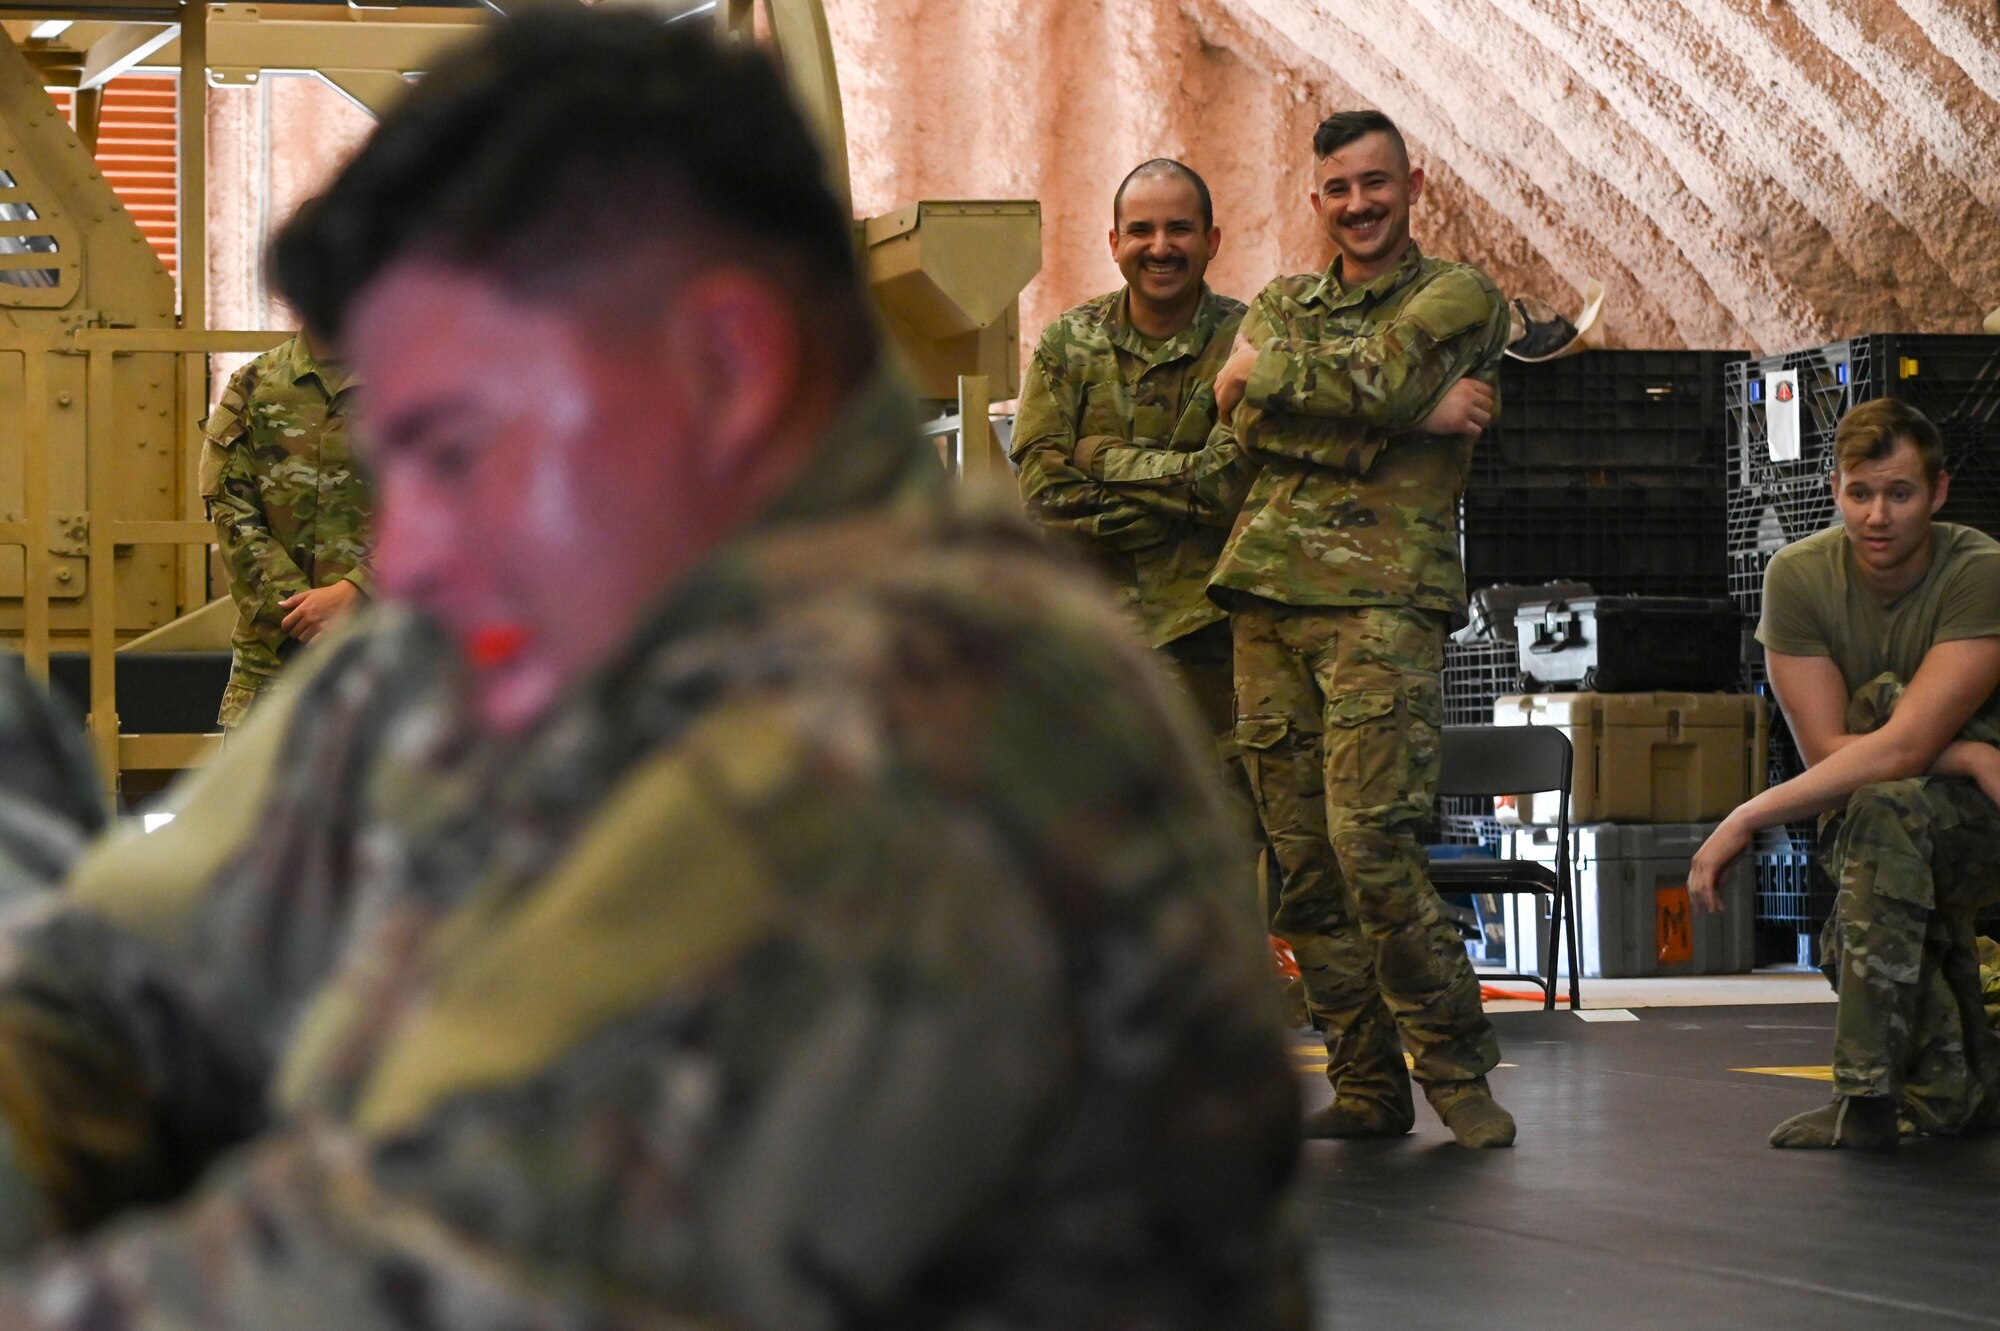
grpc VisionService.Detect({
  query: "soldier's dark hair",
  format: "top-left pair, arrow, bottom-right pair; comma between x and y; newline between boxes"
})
1834,398 -> 1946,485
1312,110 -> 1409,170
1112,158 -> 1215,231
272,9 -> 870,364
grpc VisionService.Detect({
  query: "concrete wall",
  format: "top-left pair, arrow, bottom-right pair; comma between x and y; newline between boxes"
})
828,0 -> 2000,356
202,2 -> 2000,358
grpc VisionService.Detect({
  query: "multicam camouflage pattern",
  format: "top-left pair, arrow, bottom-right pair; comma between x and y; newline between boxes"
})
1011,285 -> 1250,648
1233,601 -> 1498,1101
0,660 -> 104,896
0,375 -> 1303,1330
1816,673 -> 2000,1131
1208,246 -> 1509,623
200,335 -> 373,727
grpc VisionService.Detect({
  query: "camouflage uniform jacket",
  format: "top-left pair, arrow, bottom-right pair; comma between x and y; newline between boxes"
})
1207,245 -> 1509,623
0,373 -> 1303,1330
200,335 -> 373,722
1011,285 -> 1251,646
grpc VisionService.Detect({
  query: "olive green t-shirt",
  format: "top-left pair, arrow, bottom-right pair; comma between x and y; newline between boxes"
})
1757,523 -> 2000,727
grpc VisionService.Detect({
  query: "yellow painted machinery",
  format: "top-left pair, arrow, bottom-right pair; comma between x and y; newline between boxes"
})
0,0 -> 1037,802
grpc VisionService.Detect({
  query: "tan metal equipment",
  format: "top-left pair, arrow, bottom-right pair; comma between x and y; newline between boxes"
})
0,0 -> 1038,801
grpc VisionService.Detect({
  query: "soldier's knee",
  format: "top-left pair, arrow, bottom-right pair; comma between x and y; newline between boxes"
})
1845,779 -> 1932,828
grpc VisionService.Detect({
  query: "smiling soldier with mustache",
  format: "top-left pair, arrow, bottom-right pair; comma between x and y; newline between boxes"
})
1011,159 -> 1264,868
1207,110 -> 1517,1148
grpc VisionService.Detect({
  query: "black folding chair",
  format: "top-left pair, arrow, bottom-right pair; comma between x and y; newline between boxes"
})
1426,724 -> 1580,1011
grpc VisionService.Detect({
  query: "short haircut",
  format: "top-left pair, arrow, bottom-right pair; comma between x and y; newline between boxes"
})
1834,397 -> 1945,485
272,9 -> 866,350
1312,110 -> 1409,170
1112,158 -> 1214,231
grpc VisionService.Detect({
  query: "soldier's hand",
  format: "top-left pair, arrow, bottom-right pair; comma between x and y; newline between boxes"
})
1214,335 -> 1261,421
1419,377 -> 1495,438
1967,741 -> 2000,813
1687,814 -> 1751,912
280,581 -> 364,644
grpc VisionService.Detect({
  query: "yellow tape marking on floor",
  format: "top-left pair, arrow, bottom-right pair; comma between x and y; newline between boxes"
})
1734,1065 -> 1834,1082
1289,1053 -> 1519,1073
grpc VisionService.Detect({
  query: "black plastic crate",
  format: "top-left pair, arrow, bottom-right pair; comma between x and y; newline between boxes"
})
1725,478 -> 1838,558
1443,635 -> 1521,727
1433,809 -> 1505,849
1754,842 -> 1832,927
1474,350 -> 1743,488
1725,335 -> 2000,538
1729,547 -> 1771,619
1438,638 -> 1522,837
1462,483 -> 1727,597
1755,919 -> 1829,970
1511,595 -> 1743,693
1753,827 -> 1832,969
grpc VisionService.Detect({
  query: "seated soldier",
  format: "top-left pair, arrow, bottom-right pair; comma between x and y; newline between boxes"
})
1690,398 -> 2000,1149
0,13 -> 1304,1328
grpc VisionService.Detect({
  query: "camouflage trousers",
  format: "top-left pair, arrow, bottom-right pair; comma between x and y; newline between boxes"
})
1162,620 -> 1273,910
1818,676 -> 2000,1127
1232,601 -> 1497,1092
218,669 -> 275,730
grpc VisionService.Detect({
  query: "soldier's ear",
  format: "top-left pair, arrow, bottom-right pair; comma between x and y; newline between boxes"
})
1407,167 -> 1426,205
1206,226 -> 1223,260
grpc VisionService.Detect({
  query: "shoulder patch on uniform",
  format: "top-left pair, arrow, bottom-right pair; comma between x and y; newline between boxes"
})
1402,268 -> 1504,344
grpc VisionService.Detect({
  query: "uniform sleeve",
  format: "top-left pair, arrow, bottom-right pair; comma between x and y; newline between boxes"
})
1009,333 -> 1174,552
1931,543 -> 2000,644
1230,285 -> 1389,475
1242,267 -> 1506,434
1078,419 -> 1255,528
1071,313 -> 1257,529
1755,543 -> 1833,657
201,363 -> 311,639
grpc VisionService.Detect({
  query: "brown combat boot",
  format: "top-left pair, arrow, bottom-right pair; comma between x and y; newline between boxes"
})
1769,1095 -> 1899,1149
1424,1076 -> 1517,1149
1304,1004 -> 1415,1139
1302,1074 -> 1415,1139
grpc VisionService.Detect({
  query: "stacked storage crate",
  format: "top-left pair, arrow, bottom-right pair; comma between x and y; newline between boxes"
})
1487,608 -> 1765,980
1464,350 -> 1737,597
1439,350 -> 1752,975
1724,334 -> 2000,962
1443,351 -> 1743,846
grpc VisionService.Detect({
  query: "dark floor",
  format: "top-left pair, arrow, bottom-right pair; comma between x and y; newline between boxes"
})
1298,1004 -> 2000,1329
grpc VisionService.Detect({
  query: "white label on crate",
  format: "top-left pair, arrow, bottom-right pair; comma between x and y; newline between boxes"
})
1766,371 -> 1801,462
1574,1009 -> 1641,1022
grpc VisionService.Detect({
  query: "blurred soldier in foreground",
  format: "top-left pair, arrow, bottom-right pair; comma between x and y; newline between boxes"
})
201,331 -> 371,728
0,13 -> 1302,1328
1690,399 -> 2000,1149
1207,110 -> 1514,1147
